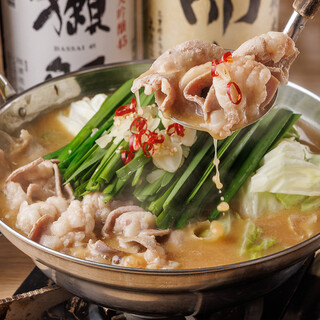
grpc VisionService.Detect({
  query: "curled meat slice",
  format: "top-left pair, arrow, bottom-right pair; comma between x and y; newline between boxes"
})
7,158 -> 50,184
181,62 -> 214,111
144,40 -> 225,74
113,210 -> 157,237
131,32 -> 298,139
0,129 -> 45,160
5,158 -> 64,202
28,214 -> 54,242
140,229 -> 170,237
204,56 -> 279,138
233,31 -> 299,83
101,205 -> 146,237
132,40 -> 225,113
5,158 -> 74,205
120,236 -> 178,269
101,205 -> 175,269
88,239 -> 123,256
87,240 -> 128,265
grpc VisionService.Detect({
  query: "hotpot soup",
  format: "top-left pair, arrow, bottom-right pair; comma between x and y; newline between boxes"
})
1,32 -> 320,270
1,90 -> 320,270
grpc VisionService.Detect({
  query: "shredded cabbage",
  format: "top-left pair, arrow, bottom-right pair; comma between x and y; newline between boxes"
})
241,221 -> 276,259
275,193 -> 306,209
250,139 -> 320,195
234,139 -> 320,219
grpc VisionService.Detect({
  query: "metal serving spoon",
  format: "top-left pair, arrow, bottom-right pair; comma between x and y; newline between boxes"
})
266,0 -> 320,113
170,0 -> 320,132
257,0 -> 320,125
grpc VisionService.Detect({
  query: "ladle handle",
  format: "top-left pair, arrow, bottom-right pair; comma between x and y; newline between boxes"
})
293,0 -> 320,19
284,0 -> 320,42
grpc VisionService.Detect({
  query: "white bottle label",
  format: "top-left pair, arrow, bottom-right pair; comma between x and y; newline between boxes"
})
1,0 -> 135,92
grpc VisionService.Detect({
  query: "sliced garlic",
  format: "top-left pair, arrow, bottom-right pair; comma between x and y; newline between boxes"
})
216,63 -> 231,81
152,135 -> 182,173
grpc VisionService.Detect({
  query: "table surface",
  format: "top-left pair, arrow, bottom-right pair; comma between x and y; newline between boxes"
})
0,2 -> 320,299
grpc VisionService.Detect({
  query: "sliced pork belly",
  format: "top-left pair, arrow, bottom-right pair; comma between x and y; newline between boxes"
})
132,32 -> 298,139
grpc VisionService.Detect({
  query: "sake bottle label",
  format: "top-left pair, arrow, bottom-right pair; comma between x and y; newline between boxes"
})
1,0 -> 136,92
144,0 -> 279,59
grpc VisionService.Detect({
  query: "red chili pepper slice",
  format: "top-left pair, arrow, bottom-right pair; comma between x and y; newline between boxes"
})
167,123 -> 185,137
130,117 -> 148,134
142,142 -> 155,157
167,124 -> 176,136
129,134 -> 141,153
121,150 -> 135,164
211,59 -> 220,77
147,132 -> 165,144
137,129 -> 149,146
227,82 -> 242,105
211,52 -> 233,78
220,51 -> 233,63
115,98 -> 137,116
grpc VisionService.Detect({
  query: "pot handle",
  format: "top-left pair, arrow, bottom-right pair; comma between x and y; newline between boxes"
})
284,0 -> 320,41
0,73 -> 16,104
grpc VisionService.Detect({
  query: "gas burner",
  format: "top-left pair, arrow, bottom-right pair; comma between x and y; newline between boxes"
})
1,255 -> 320,320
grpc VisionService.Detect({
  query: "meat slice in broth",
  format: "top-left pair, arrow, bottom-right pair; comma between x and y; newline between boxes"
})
3,157 -> 177,269
101,205 -> 146,237
5,158 -> 62,201
0,129 -> 46,160
28,214 -> 54,242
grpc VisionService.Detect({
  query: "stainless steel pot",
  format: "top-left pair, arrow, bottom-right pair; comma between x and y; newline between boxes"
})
0,61 -> 320,318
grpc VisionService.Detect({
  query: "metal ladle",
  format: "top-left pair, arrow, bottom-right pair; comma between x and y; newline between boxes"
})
265,0 -> 320,117
284,0 -> 320,41
169,0 -> 320,132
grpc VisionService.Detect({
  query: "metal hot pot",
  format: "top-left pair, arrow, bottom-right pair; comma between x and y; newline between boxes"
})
0,61 -> 320,318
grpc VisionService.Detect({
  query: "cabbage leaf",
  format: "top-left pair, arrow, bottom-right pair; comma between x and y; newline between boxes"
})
250,139 -> 320,196
240,221 -> 276,259
233,139 -> 320,219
